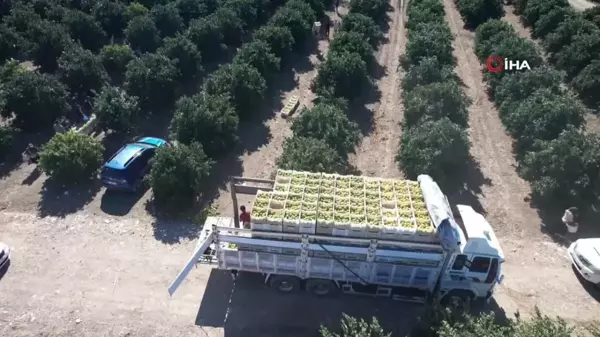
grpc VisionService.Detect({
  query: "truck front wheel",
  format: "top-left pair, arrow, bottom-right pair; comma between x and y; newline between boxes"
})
269,275 -> 301,293
306,279 -> 339,297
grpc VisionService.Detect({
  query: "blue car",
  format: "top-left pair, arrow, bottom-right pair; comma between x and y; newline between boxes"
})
100,137 -> 168,191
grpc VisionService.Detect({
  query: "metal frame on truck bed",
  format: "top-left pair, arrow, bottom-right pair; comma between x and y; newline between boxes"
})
168,174 -> 505,307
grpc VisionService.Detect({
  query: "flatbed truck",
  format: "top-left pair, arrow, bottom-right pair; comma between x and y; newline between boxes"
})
168,174 -> 505,307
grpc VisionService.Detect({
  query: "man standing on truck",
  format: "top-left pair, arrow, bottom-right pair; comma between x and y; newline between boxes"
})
240,206 -> 251,229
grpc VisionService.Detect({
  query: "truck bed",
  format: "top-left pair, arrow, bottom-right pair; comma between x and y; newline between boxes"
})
169,217 -> 447,295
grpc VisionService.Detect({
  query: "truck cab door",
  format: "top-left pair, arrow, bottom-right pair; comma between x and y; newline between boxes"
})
463,255 -> 500,296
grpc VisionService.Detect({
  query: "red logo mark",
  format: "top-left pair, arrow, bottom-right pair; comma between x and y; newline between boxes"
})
486,56 -> 503,73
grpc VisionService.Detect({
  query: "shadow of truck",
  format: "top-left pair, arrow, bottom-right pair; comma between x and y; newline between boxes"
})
196,269 -> 425,337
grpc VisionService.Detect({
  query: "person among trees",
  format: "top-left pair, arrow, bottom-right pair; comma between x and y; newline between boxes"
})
562,206 -> 580,233
240,205 -> 251,229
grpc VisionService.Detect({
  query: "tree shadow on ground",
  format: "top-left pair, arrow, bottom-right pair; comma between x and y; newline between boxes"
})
0,130 -> 53,179
445,157 -> 492,216
148,155 -> 243,244
195,269 -> 423,337
37,178 -> 102,217
531,196 -> 600,247
100,186 -> 149,216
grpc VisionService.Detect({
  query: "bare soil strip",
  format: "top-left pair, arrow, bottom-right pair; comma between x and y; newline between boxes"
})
351,0 -> 405,178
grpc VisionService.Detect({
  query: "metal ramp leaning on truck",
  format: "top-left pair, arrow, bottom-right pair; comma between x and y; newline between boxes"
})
168,171 -> 505,307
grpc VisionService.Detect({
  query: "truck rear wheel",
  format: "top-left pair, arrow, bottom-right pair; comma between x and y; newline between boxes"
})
306,279 -> 339,297
269,275 -> 301,293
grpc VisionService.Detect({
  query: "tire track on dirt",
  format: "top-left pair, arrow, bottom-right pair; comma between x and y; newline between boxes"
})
351,0 -> 405,178
442,0 -> 540,237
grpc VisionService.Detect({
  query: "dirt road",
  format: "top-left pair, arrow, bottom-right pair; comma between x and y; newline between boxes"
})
569,0 -> 596,10
351,0 -> 405,178
0,211 -> 425,337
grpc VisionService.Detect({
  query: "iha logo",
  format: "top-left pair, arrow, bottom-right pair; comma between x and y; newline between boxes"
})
486,56 -> 531,73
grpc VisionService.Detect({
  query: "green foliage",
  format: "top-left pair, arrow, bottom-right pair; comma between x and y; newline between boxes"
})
62,9 -> 106,52
291,103 -> 360,157
483,35 -> 543,90
171,93 -> 239,157
313,51 -> 369,100
532,7 -> 575,39
234,40 -> 280,80
92,0 -> 128,38
407,0 -> 445,30
503,89 -> 585,152
187,17 -> 224,63
521,129 -> 600,205
320,314 -> 390,337
397,118 -> 470,185
494,66 -> 564,117
204,62 -> 267,118
151,4 -> 183,37
474,19 -> 514,60
277,136 -> 348,174
455,0 -> 504,28
94,86 -> 140,133
125,53 -> 178,111
329,31 -> 375,66
254,25 -> 295,58
349,0 -> 388,21
176,0 -> 218,24
572,60 -> 600,102
0,24 -> 26,62
125,15 -> 161,53
0,126 -> 15,159
522,0 -> 569,26
339,13 -> 382,47
4,4 -> 42,33
149,142 -> 214,211
583,7 -> 600,27
126,2 -> 149,20
549,32 -> 600,79
158,35 -> 203,82
403,81 -> 470,128
39,131 -> 104,183
406,22 -> 453,65
25,19 -> 72,72
543,17 -> 598,55
214,8 -> 245,46
100,43 -> 135,76
57,45 -> 108,95
403,56 -> 458,91
270,2 -> 316,49
1,70 -> 70,131
224,0 -> 261,30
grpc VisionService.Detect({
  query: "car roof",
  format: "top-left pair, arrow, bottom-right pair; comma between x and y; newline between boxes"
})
137,137 -> 167,147
104,143 -> 153,170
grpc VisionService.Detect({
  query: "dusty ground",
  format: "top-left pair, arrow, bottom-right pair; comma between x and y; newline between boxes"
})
351,0 -> 405,178
569,0 -> 597,10
2,1 -> 600,337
